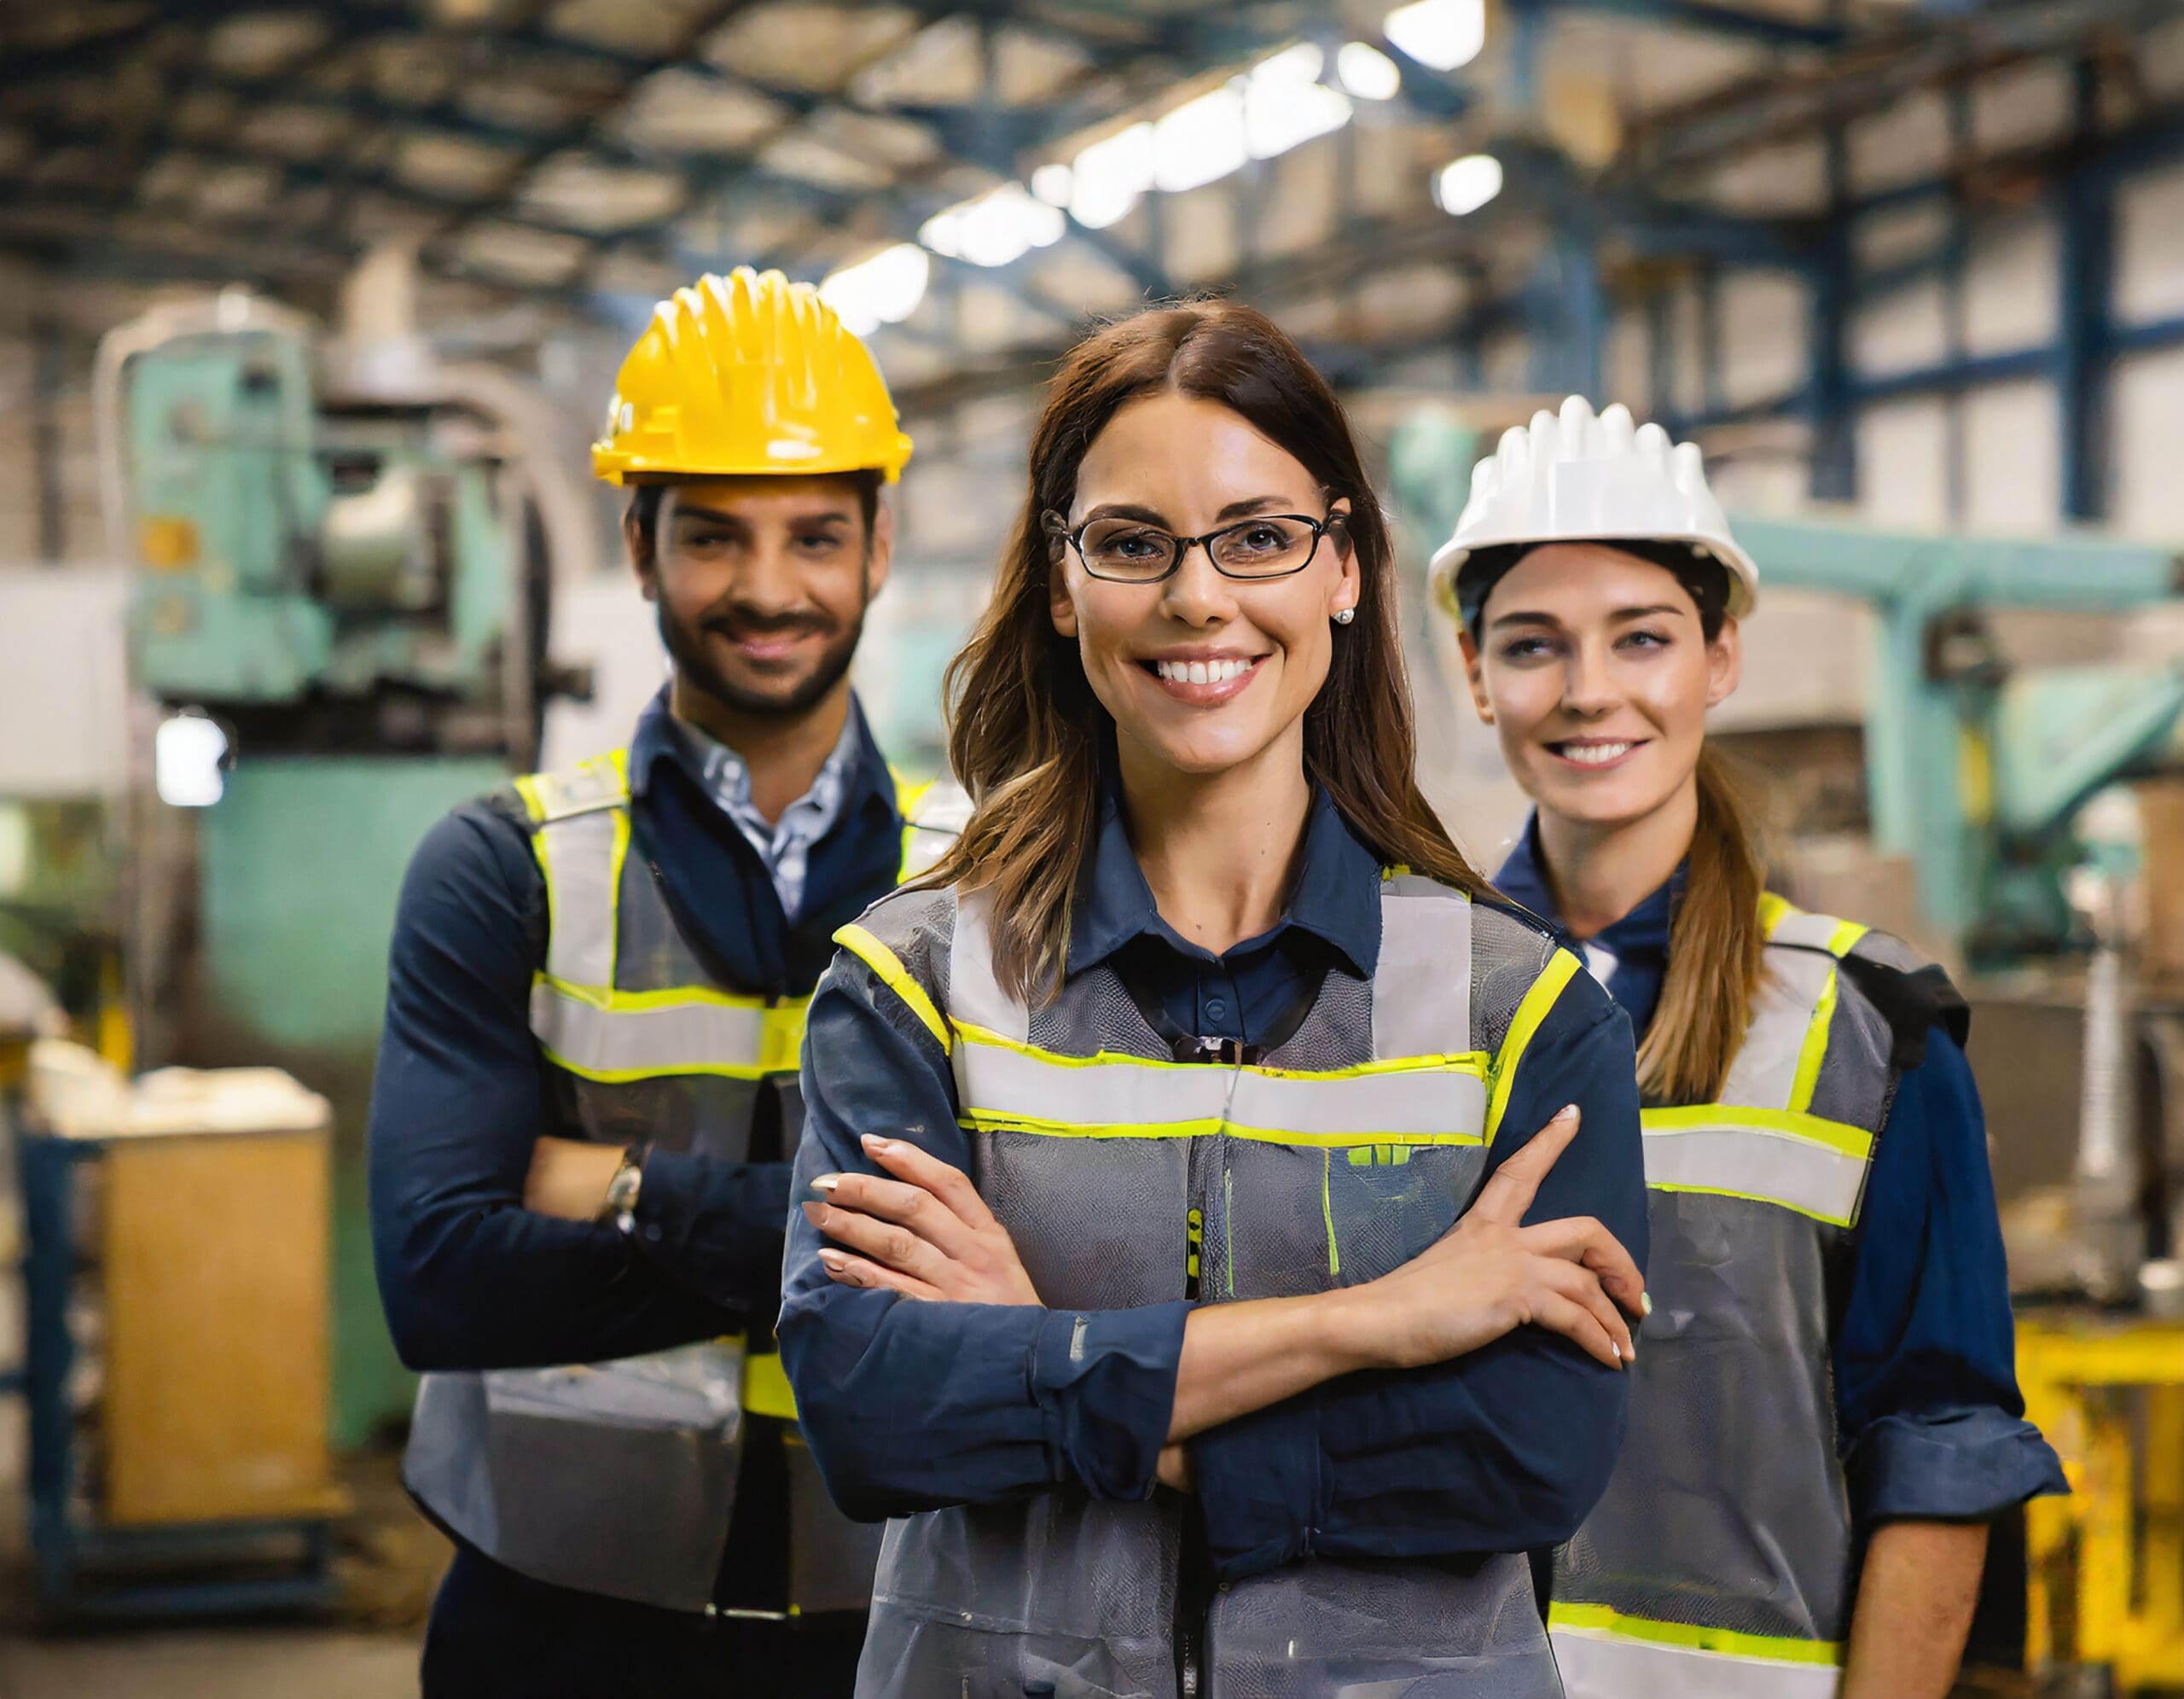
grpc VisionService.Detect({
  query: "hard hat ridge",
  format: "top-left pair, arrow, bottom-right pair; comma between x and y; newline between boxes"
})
1428,393 -> 1757,623
591,264 -> 914,486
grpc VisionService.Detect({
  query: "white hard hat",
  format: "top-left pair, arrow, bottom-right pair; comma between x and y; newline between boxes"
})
1428,395 -> 1758,621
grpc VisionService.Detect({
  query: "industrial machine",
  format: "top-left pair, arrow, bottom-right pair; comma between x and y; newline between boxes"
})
1736,516 -> 2184,966
87,283 -> 595,1458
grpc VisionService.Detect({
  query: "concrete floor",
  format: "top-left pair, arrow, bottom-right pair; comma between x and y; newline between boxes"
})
0,1625 -> 421,1699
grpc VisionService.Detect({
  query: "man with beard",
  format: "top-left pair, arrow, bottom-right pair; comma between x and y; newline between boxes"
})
369,269 -> 950,1697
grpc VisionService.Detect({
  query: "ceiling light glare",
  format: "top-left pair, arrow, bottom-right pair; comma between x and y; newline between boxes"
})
1337,40 -> 1402,100
1245,44 -> 1353,159
1030,162 -> 1072,207
920,183 -> 1065,268
155,712 -> 228,808
1070,122 -> 1155,229
820,242 -> 929,334
1153,84 -> 1248,194
1433,151 -> 1502,215
1384,0 -> 1485,73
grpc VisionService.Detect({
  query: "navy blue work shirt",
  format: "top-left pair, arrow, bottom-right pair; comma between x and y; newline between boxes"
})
1495,817 -> 2066,1522
369,686 -> 906,1373
779,782 -> 1649,1582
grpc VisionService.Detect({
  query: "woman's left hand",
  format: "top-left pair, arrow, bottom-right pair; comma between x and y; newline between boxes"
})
804,1134 -> 1040,1306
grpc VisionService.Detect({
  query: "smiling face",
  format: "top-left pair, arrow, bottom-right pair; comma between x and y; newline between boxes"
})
1048,390 -> 1359,784
631,473 -> 891,721
1462,541 -> 1740,830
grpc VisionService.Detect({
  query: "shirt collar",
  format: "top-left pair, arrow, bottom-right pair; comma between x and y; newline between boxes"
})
1493,811 -> 1681,957
627,684 -> 898,828
1066,774 -> 1383,980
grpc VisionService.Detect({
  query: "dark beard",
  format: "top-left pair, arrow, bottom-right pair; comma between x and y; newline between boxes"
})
655,593 -> 865,721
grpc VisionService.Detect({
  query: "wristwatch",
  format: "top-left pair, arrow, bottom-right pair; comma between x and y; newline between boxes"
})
599,1145 -> 645,1233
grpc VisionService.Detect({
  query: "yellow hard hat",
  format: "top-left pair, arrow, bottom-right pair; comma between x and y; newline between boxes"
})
591,267 -> 914,486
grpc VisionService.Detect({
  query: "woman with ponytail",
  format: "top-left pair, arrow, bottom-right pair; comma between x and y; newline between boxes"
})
775,306 -> 1651,1696
1443,398 -> 2065,1699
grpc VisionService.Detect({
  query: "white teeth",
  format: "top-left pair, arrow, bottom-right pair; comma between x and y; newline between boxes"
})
1156,658 -> 1252,684
1561,741 -> 1632,765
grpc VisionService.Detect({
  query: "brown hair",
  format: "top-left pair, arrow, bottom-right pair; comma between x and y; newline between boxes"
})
925,298 -> 1490,1000
1638,745 -> 1767,1103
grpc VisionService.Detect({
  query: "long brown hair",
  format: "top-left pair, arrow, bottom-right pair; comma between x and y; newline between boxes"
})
925,299 -> 1490,1000
1637,733 -> 1767,1105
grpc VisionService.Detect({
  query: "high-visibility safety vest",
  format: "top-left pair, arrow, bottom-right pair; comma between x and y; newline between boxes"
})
1549,894 -> 1957,1699
403,747 -> 966,1615
827,873 -> 1593,1698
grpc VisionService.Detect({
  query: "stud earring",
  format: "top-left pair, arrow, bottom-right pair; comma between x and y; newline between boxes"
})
1333,607 -> 1355,625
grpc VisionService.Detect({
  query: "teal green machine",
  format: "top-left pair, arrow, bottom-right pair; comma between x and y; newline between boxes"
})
1389,410 -> 2184,966
1732,519 -> 2184,962
100,299 -> 585,1445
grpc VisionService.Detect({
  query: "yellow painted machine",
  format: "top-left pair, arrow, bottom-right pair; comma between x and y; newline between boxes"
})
2018,1318 -> 2184,1692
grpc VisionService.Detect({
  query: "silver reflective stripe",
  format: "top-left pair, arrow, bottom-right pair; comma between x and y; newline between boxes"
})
1371,880 -> 1471,1059
539,808 -> 621,989
950,888 -> 1029,1042
1717,947 -> 1833,1112
1641,1113 -> 1870,1226
529,980 -> 772,1076
530,757 -> 629,823
955,1030 -> 1486,1139
1552,1627 -> 1842,1699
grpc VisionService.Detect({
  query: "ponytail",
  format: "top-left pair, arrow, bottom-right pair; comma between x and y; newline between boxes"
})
1639,746 -> 1767,1103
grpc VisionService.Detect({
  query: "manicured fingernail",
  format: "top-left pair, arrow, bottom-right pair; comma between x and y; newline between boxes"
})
1624,1342 -> 1636,1364
800,1201 -> 826,1225
862,1134 -> 894,1154
1611,1341 -> 1621,1360
817,1248 -> 846,1271
1641,1291 -> 1654,1318
1553,1103 -> 1579,1123
810,1173 -> 842,1193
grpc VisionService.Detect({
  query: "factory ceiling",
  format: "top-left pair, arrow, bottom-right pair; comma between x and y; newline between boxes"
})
2,0 -> 2175,390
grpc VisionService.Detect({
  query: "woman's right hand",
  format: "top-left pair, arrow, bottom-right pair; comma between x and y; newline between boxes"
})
1354,1105 -> 1647,1373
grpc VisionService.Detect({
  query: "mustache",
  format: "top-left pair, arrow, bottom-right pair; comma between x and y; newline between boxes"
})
699,605 -> 836,639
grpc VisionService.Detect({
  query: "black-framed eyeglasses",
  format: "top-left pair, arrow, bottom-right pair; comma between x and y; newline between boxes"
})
1044,509 -> 1345,584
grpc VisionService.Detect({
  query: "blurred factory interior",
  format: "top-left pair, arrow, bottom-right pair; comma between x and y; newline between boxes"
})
4,0 -> 2184,1691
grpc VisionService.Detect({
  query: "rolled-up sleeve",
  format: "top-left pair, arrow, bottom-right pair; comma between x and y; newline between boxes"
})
1190,971 -> 1648,1579
778,950 -> 1188,1522
1837,1032 -> 2067,1521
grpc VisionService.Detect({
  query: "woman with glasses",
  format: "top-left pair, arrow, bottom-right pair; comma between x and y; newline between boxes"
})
776,300 -> 1649,1696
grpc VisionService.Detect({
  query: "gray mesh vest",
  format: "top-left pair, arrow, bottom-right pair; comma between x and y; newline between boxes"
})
834,875 -> 1594,1699
1549,896 -> 1927,1698
403,748 -> 966,1614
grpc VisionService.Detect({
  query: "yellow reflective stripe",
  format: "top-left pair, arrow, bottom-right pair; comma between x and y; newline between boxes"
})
1321,1149 -> 1340,1277
1484,947 -> 1581,1144
533,975 -> 776,1015
1641,1103 -> 1872,1160
952,1018 -> 1488,1087
1826,917 -> 1869,956
834,922 -> 950,1055
957,1110 -> 1483,1148
513,771 -> 551,825
742,1351 -> 799,1422
541,1050 -> 787,1084
1758,891 -> 1797,938
1786,964 -> 1838,1114
1548,1603 -> 1842,1667
606,806 -> 630,989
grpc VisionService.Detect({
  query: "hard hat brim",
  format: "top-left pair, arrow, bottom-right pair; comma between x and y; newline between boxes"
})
591,435 -> 914,486
1430,530 -> 1757,619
